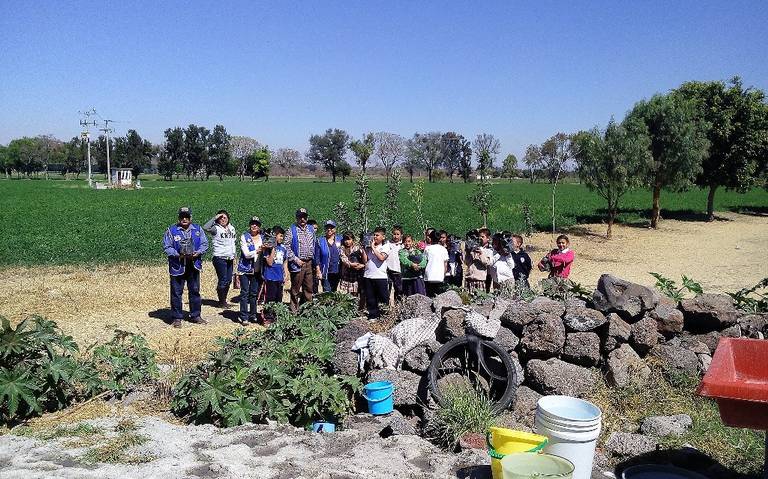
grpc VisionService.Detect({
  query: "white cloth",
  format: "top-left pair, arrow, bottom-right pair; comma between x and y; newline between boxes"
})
364,242 -> 391,279
385,240 -> 402,274
368,334 -> 400,370
491,253 -> 517,284
240,233 -> 264,259
351,332 -> 373,372
208,224 -> 237,258
424,244 -> 449,282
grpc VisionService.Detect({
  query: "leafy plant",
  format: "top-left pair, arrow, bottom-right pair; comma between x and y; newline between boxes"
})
650,272 -> 703,301
380,167 -> 401,229
535,278 -> 593,303
520,200 -> 534,238
87,330 -> 159,396
408,179 -> 428,233
426,385 -> 497,448
172,296 -> 361,428
727,277 -> 768,313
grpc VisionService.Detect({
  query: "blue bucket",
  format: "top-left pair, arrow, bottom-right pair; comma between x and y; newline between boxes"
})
312,421 -> 336,433
363,381 -> 394,415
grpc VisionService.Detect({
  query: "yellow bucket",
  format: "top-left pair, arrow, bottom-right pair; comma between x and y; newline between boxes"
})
487,427 -> 548,479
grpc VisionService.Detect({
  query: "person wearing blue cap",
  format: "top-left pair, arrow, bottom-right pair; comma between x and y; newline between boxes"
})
236,216 -> 264,325
314,220 -> 342,292
162,207 -> 209,328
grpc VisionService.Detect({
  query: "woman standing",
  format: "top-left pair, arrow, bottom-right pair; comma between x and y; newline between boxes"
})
236,216 -> 264,325
314,220 -> 342,292
339,231 -> 366,311
203,210 -> 237,307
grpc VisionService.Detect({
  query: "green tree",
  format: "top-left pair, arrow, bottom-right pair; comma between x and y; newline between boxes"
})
501,154 -> 518,181
675,77 -> 768,221
626,93 -> 710,228
0,145 -> 9,178
440,132 -> 467,182
349,133 -> 375,175
473,133 -> 500,172
458,137 -> 473,183
250,147 -> 270,181
160,127 -> 185,180
573,118 -> 651,238
307,128 -> 350,182
7,137 -> 42,177
184,124 -> 210,180
229,135 -> 261,181
407,132 -> 442,182
90,135 -> 113,175
208,125 -> 233,181
351,172 -> 371,236
523,144 -> 543,183
124,129 -> 153,178
62,137 -> 86,178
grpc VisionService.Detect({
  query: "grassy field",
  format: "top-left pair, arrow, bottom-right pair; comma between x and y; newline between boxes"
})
1,176 -> 766,266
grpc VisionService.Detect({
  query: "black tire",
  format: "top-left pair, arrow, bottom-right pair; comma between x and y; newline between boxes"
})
427,335 -> 517,414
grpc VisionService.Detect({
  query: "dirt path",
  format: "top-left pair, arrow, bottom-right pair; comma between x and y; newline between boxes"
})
1,212 -> 765,362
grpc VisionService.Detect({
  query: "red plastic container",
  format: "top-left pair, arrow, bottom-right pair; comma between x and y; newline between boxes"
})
697,337 -> 768,430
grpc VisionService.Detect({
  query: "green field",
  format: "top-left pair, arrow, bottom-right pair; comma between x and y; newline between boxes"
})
1,177 -> 766,266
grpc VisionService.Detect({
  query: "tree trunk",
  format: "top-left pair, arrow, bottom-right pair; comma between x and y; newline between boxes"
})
706,184 -> 718,222
650,185 -> 661,229
607,206 -> 616,239
428,168 -> 432,183
331,170 -> 336,182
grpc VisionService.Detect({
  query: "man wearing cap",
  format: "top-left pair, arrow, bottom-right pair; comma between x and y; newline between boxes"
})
162,207 -> 209,328
283,208 -> 316,311
314,220 -> 342,293
236,216 -> 264,325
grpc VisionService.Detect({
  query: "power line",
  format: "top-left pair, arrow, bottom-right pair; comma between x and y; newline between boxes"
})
78,109 -> 98,188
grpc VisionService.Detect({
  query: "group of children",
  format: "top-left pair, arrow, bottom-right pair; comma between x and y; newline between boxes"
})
162,206 -> 575,327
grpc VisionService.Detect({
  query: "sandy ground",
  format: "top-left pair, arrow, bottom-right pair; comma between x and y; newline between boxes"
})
1,211 -> 765,362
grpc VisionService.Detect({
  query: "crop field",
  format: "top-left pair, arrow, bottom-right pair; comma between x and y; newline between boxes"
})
1,176 -> 766,266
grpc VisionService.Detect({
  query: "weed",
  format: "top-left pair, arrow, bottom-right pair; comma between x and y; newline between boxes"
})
81,430 -> 150,464
649,272 -> 703,301
425,385 -> 498,449
12,422 -> 103,440
727,277 -> 768,313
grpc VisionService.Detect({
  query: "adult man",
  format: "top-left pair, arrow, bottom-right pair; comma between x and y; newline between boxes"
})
315,220 -> 342,293
284,208 -> 316,311
162,207 -> 209,328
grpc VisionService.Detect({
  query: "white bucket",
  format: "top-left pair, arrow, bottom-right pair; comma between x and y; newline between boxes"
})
534,395 -> 602,479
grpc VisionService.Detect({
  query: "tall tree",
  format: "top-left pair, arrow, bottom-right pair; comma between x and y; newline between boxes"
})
349,133 -> 375,174
90,135 -> 113,174
540,133 -> 576,233
0,145 -> 9,178
523,144 -> 543,183
273,147 -> 301,181
373,132 -> 405,182
7,137 -> 43,177
62,136 -> 86,178
626,94 -> 710,228
440,132 -> 466,182
675,77 -> 768,221
124,129 -> 153,178
35,134 -> 62,179
250,147 -> 271,181
208,125 -> 233,181
574,118 -> 651,238
473,133 -> 501,172
184,124 -> 210,180
458,138 -> 473,183
229,135 -> 261,181
306,128 -> 350,182
407,132 -> 442,182
161,127 -> 185,180
501,153 -> 518,181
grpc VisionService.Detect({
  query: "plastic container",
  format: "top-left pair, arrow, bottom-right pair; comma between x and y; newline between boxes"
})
621,464 -> 708,478
487,427 -> 548,479
363,381 -> 394,415
696,337 -> 768,430
500,452 -> 574,479
311,421 -> 335,433
534,396 -> 602,479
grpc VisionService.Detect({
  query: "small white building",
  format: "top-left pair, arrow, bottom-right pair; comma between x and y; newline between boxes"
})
111,168 -> 133,187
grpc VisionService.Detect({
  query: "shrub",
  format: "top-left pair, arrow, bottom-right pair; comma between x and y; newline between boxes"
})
87,330 -> 159,396
649,272 -> 703,301
727,277 -> 768,313
171,295 -> 361,427
426,385 -> 498,448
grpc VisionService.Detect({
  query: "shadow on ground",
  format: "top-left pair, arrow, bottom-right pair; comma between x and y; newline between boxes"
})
147,308 -> 174,325
616,447 -> 763,479
730,205 -> 768,216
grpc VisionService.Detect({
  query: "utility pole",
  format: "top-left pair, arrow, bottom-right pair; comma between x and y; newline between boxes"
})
100,119 -> 115,185
79,109 -> 97,188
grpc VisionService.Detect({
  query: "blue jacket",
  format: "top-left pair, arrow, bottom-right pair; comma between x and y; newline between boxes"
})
286,223 -> 315,273
314,234 -> 342,278
237,232 -> 264,275
163,224 -> 208,276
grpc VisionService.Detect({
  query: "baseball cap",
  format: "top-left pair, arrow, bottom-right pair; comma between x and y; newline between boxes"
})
324,220 -> 337,228
249,216 -> 262,226
178,207 -> 192,218
295,208 -> 308,218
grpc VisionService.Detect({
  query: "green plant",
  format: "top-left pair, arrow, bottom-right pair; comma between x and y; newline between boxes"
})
535,278 -> 593,302
87,330 -> 159,396
82,430 -> 152,464
520,200 -> 534,237
408,179 -> 428,233
727,277 -> 768,313
649,272 -> 703,301
426,385 -> 498,448
172,296 -> 361,428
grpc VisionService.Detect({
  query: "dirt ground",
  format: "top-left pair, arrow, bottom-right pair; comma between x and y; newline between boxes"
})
1,211 -> 765,363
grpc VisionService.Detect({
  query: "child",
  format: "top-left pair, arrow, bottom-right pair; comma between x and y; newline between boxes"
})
539,234 -> 575,279
262,226 -> 286,324
490,231 -> 516,291
339,231 -> 366,311
440,231 -> 463,288
464,229 -> 491,292
423,229 -> 448,298
361,227 -> 391,319
386,225 -> 404,303
479,227 -> 494,292
399,234 -> 427,296
510,234 -> 532,289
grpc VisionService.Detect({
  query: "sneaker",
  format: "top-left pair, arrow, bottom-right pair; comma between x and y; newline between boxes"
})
172,319 -> 182,328
188,316 -> 207,325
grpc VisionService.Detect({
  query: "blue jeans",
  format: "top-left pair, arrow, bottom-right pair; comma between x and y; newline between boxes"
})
239,274 -> 262,322
212,257 -> 234,301
322,272 -> 341,292
170,266 -> 201,320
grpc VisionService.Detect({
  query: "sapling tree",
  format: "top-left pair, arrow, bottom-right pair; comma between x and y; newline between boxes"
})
540,133 -> 575,234
626,93 -> 709,228
380,167 -> 401,229
349,133 -> 375,175
469,173 -> 492,227
333,202 -> 352,233
573,118 -> 651,238
408,179 -> 428,233
351,172 -> 371,237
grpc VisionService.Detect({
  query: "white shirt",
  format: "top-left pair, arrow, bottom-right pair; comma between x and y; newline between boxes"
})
385,240 -> 402,274
207,224 -> 237,258
424,244 -> 449,282
491,253 -> 516,284
482,245 -> 495,278
364,242 -> 391,279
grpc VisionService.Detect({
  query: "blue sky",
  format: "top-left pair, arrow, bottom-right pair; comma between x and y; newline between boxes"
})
1,1 -> 767,162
